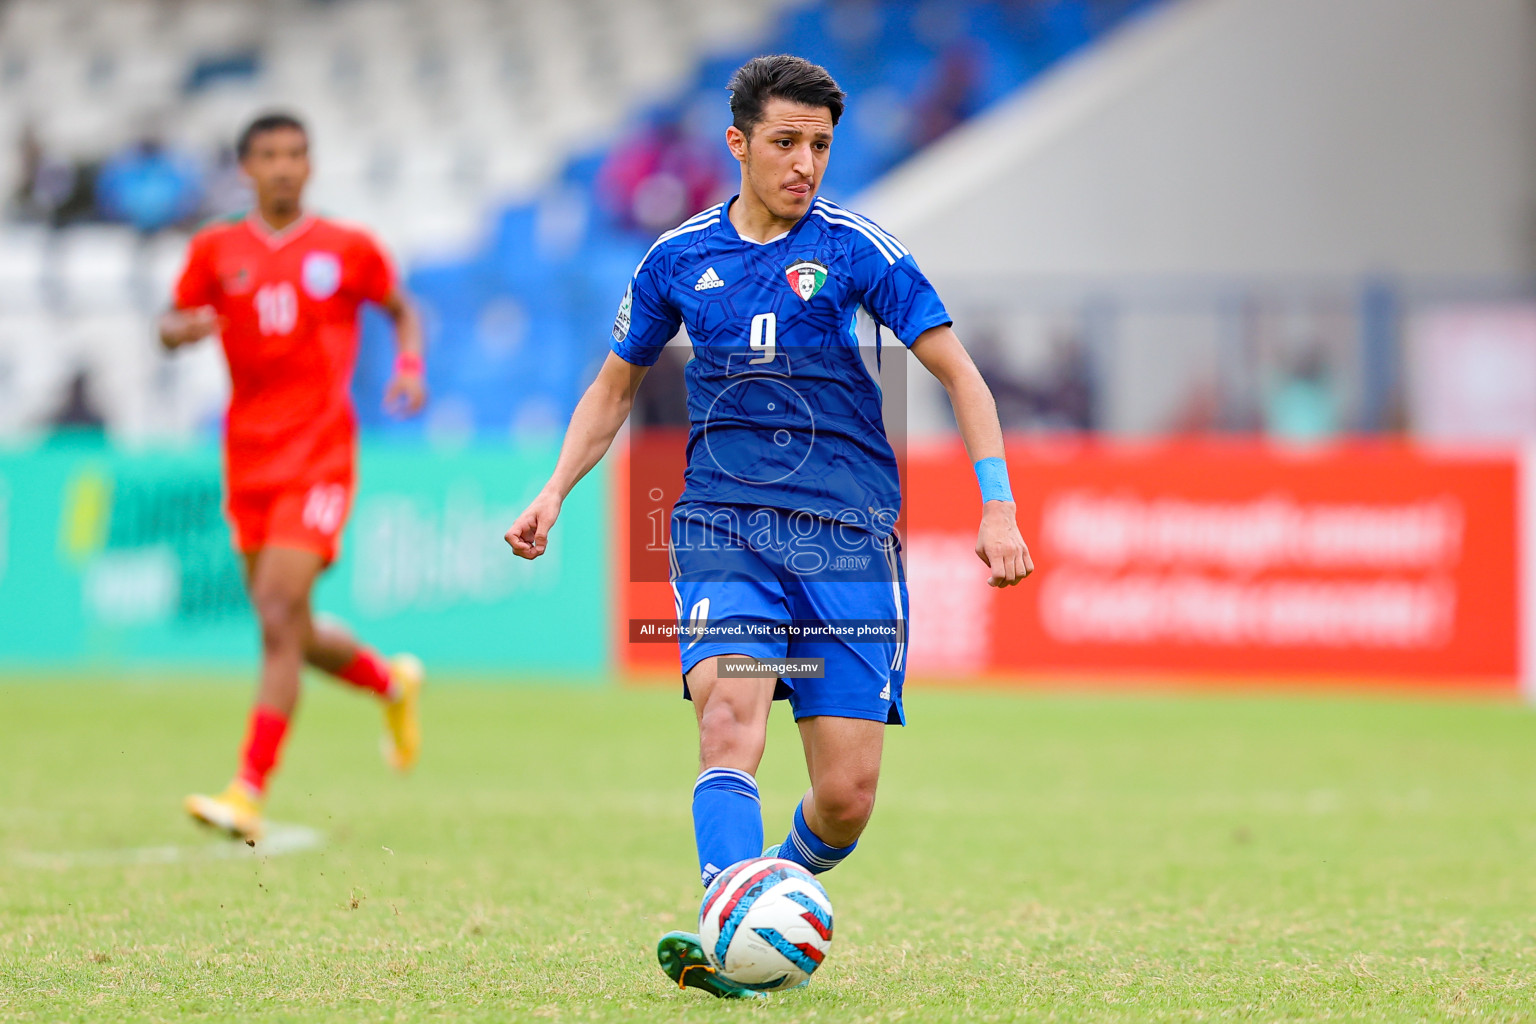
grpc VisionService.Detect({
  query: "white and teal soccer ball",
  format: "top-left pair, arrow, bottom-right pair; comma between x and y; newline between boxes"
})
698,856 -> 834,991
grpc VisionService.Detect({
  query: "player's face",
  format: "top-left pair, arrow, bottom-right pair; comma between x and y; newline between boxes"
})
732,98 -> 833,223
240,127 -> 310,214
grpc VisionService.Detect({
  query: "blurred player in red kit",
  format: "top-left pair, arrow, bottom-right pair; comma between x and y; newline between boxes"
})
160,112 -> 427,842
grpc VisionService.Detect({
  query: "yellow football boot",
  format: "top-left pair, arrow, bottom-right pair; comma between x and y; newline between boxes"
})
185,781 -> 264,842
382,653 -> 424,772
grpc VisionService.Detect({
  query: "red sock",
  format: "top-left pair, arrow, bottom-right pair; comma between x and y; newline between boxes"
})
237,705 -> 290,795
333,647 -> 396,700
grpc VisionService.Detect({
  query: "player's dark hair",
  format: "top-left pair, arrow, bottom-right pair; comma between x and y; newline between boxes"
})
728,55 -> 845,137
237,111 -> 307,159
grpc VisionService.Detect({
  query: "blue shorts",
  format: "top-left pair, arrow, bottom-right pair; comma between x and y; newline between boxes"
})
670,503 -> 908,725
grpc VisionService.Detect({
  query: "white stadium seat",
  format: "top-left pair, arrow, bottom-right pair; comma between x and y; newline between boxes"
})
0,311 -> 70,434
143,232 -> 195,311
0,0 -> 806,439
0,226 -> 51,314
54,226 -> 142,313
154,335 -> 232,439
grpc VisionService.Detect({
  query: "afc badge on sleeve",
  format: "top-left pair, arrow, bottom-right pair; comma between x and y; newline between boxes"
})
612,283 -> 633,342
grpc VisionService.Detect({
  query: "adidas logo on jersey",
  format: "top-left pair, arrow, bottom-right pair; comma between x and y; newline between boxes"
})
694,267 -> 725,291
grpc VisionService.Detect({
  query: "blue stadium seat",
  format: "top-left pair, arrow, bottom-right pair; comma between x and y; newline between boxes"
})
359,0 -> 1166,438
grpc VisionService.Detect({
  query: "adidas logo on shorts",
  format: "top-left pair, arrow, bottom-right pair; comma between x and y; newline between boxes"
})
695,267 -> 725,291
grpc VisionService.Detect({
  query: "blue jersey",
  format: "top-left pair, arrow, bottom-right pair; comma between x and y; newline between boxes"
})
610,196 -> 951,531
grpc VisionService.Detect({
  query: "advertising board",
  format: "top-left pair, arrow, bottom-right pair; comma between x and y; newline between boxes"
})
617,437 -> 1520,692
0,441 -> 607,675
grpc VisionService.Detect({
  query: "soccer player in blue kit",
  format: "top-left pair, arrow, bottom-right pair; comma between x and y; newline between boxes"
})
506,55 -> 1034,997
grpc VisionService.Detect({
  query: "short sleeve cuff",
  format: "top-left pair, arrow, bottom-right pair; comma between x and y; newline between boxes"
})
610,339 -> 660,367
896,312 -> 954,348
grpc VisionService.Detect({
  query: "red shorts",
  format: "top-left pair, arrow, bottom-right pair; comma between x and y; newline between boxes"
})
227,480 -> 354,565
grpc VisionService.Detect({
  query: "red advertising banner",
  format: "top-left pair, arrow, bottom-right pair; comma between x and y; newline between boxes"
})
617,437 -> 1520,692
615,427 -> 694,675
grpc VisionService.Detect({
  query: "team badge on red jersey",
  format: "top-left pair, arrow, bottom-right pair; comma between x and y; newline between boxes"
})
221,266 -> 253,295
785,260 -> 828,301
302,252 -> 342,299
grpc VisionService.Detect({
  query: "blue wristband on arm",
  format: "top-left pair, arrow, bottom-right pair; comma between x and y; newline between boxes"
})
974,457 -> 1013,504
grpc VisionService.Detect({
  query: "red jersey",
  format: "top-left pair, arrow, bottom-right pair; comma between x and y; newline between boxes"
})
174,213 -> 396,493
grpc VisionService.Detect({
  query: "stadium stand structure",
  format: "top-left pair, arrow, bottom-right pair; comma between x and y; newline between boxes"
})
0,0 -> 1160,442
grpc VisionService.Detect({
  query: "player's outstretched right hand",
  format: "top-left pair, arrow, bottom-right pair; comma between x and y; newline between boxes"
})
158,306 -> 220,349
505,493 -> 562,559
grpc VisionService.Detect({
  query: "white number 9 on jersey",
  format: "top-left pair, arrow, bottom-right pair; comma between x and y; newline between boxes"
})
749,312 -> 777,364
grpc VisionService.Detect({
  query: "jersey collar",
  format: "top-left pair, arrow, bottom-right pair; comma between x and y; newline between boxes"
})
245,210 -> 318,250
722,194 -> 813,248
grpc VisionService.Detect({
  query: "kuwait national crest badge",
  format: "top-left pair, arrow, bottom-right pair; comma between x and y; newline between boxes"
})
785,259 -> 829,301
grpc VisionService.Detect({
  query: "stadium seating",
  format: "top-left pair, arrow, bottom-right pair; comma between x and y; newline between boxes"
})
0,0 -> 1158,440
371,0 -> 1160,438
0,0 -> 806,437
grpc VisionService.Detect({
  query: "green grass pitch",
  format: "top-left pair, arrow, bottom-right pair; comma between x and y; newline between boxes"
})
4,677 -> 1536,1022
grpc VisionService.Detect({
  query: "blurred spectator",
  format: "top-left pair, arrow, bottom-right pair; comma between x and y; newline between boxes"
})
1030,334 -> 1096,430
966,324 -> 1033,429
1169,376 -> 1224,433
199,145 -> 252,220
970,327 -> 1097,431
48,369 -> 106,434
1265,347 -> 1338,441
95,135 -> 203,233
909,42 -> 984,151
597,117 -> 727,235
12,121 -> 85,226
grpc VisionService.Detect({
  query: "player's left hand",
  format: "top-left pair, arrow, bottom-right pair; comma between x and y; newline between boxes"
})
976,500 -> 1033,588
384,372 -> 427,418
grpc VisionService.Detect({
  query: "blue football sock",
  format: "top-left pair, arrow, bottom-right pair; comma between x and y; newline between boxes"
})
692,767 -> 764,888
778,799 -> 857,875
